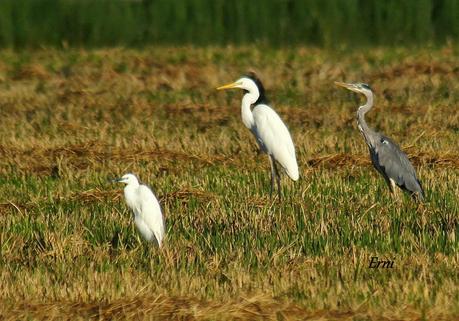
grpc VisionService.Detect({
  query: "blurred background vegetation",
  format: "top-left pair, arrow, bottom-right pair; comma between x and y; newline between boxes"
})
0,0 -> 458,48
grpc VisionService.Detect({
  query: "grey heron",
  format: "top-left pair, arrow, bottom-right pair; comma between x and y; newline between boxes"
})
114,173 -> 165,246
217,72 -> 299,200
335,82 -> 424,201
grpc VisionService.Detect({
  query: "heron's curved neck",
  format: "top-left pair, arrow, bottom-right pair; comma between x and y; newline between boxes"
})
357,92 -> 376,145
241,92 -> 257,129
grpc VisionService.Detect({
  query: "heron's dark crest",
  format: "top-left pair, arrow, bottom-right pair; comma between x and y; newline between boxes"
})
244,71 -> 268,105
360,83 -> 372,90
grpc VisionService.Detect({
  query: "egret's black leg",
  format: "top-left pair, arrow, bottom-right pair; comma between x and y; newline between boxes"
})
268,155 -> 276,199
271,156 -> 282,201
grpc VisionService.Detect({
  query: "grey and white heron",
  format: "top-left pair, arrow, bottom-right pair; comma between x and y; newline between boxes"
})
335,82 -> 424,201
217,73 -> 299,200
114,173 -> 165,246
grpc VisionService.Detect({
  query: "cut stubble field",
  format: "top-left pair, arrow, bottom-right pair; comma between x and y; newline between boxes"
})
0,46 -> 458,320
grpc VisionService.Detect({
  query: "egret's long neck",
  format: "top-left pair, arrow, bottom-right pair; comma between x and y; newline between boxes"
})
123,180 -> 140,211
241,92 -> 257,129
357,92 -> 376,146
125,180 -> 140,191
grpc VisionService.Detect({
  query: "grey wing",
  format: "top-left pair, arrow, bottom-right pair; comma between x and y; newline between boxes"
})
372,135 -> 424,198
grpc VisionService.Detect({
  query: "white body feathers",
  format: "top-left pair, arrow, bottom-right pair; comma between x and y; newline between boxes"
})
250,104 -> 299,180
118,174 -> 165,247
238,78 -> 299,181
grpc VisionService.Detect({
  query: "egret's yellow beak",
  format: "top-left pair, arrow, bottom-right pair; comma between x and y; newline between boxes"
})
334,81 -> 360,93
217,81 -> 241,90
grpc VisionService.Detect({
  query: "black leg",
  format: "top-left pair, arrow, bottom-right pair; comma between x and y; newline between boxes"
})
271,155 -> 282,201
268,155 -> 275,199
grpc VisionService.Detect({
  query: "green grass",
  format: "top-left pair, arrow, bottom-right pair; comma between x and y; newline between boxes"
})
0,46 -> 458,320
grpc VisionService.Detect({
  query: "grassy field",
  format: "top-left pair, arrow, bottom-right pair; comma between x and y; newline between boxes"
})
0,46 -> 458,320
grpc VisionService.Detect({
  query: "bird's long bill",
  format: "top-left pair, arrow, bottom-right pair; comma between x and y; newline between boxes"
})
112,178 -> 123,183
216,81 -> 241,91
334,81 -> 352,89
334,81 -> 358,93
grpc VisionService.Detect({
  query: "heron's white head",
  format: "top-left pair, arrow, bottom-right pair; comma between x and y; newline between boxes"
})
335,82 -> 373,97
217,72 -> 267,104
114,173 -> 139,186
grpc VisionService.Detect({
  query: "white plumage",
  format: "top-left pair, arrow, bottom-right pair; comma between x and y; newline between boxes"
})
115,173 -> 165,247
252,104 -> 299,180
217,73 -> 299,199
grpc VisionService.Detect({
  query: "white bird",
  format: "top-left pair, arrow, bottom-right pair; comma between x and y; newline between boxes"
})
114,173 -> 165,247
217,72 -> 299,200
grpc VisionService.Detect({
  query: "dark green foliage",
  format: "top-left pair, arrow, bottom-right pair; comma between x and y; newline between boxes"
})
0,0 -> 458,48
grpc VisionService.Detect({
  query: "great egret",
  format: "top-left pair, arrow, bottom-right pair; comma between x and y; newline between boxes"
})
217,72 -> 299,200
335,82 -> 424,201
114,173 -> 165,246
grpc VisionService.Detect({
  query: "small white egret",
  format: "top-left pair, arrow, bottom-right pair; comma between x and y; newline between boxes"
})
217,72 -> 299,200
114,173 -> 165,247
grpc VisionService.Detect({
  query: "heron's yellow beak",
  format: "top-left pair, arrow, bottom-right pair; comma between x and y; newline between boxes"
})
334,81 -> 359,93
216,81 -> 241,90
334,81 -> 351,89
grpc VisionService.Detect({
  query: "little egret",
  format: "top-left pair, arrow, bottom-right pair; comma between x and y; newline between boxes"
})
114,173 -> 165,246
335,81 -> 424,201
217,72 -> 299,200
